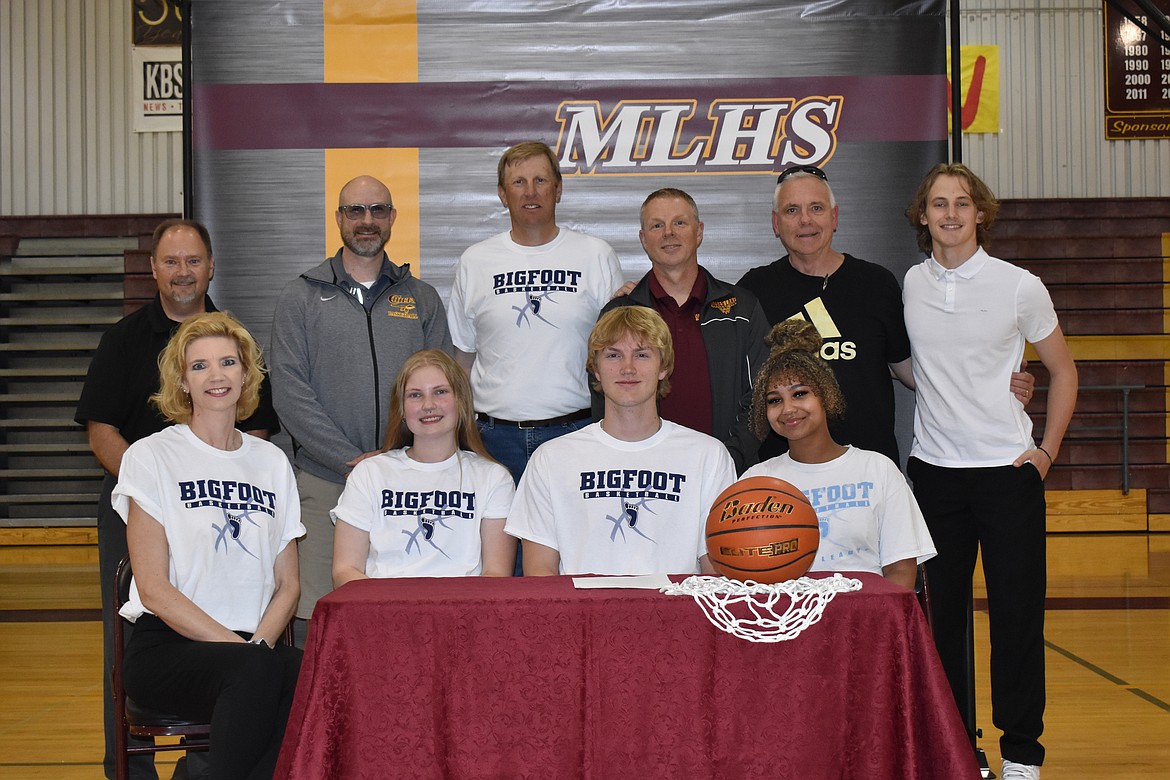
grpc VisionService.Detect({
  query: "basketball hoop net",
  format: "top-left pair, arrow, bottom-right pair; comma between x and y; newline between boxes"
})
661,574 -> 863,643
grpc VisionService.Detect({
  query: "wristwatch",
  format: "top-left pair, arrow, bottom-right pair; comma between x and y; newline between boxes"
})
250,636 -> 273,649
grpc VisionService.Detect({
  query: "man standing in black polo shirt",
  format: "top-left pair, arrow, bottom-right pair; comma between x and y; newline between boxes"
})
598,188 -> 770,473
76,218 -> 278,780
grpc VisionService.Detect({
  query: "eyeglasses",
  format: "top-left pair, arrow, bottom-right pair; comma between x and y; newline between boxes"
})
776,166 -> 828,185
338,203 -> 394,220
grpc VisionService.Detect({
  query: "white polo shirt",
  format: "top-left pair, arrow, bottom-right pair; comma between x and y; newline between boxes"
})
904,248 -> 1059,467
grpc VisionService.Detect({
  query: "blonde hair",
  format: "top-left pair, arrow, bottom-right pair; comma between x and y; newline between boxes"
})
151,312 -> 264,424
749,319 -> 845,439
587,307 -> 675,399
497,141 -> 562,188
640,187 -> 700,226
383,349 -> 494,460
906,162 -> 1000,255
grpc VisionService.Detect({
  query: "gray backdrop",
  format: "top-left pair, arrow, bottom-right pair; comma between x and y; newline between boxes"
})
190,0 -> 949,463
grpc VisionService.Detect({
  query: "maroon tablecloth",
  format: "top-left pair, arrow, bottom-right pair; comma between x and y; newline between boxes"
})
275,573 -> 978,779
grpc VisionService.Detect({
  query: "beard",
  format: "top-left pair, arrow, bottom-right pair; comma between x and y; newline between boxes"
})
165,279 -> 201,305
343,226 -> 388,258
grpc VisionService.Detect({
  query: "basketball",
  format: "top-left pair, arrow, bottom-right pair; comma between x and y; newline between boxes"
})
705,476 -> 820,584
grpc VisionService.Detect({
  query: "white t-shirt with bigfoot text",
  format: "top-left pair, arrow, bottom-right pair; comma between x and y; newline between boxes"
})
331,448 -> 514,577
506,421 -> 736,575
114,424 -> 304,633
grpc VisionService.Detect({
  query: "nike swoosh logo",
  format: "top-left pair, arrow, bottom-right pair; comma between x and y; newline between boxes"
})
320,294 -> 338,302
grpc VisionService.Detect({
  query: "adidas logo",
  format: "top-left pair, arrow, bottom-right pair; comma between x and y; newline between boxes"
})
787,298 -> 856,360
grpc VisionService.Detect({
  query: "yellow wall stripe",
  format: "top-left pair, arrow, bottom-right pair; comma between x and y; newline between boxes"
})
324,1 -> 418,83
322,3 -> 421,274
324,149 -> 421,276
1026,334 -> 1170,362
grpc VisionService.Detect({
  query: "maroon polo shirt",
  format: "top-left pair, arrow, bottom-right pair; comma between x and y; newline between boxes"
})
647,270 -> 714,435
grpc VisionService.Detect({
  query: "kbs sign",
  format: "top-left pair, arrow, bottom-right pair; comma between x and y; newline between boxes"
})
555,96 -> 842,174
132,46 -> 182,133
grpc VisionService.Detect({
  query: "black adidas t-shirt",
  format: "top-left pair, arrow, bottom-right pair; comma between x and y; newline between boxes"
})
738,254 -> 910,463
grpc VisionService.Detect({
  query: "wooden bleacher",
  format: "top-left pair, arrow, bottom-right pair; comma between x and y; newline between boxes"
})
996,198 -> 1170,533
0,215 -> 173,539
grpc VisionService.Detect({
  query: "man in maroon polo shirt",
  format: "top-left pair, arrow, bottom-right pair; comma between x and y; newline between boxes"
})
597,188 -> 770,473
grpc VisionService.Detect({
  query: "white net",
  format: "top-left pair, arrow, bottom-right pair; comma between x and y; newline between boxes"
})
661,574 -> 863,643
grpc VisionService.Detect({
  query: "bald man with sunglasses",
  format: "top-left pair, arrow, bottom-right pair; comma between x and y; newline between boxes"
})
270,175 -> 452,626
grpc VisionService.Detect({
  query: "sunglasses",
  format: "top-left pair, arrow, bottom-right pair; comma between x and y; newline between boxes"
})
338,203 -> 394,220
776,166 -> 828,185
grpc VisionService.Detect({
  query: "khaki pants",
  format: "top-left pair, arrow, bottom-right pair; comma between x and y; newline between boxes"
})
294,470 -> 344,620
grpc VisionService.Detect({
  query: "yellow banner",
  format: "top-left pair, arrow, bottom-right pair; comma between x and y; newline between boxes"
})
947,45 -> 999,134
324,149 -> 421,274
324,0 -> 418,83
323,2 -> 421,273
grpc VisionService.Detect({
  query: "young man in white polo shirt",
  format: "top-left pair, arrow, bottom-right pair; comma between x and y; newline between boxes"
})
506,306 -> 736,576
903,163 -> 1078,780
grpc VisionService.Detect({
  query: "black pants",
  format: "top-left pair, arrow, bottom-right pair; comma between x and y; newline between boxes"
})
908,457 -> 1046,767
98,474 -> 159,779
124,615 -> 302,780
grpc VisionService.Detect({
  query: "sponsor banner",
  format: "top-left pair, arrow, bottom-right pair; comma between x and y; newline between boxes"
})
1103,0 -> 1170,140
947,45 -> 1000,134
131,46 -> 182,133
1106,114 -> 1170,140
190,1 -> 949,351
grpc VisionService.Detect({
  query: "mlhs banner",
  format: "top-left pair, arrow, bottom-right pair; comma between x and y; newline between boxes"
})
189,0 -> 948,347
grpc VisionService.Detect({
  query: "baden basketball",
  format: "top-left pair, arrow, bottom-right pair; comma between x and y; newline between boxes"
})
705,476 -> 819,584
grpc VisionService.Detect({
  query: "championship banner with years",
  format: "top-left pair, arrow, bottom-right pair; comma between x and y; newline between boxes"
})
189,0 -> 949,346
1103,0 -> 1170,140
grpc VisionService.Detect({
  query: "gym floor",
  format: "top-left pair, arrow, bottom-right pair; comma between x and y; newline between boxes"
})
1,534 -> 1167,778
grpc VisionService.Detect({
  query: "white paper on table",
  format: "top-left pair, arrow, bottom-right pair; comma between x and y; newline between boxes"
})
572,574 -> 673,589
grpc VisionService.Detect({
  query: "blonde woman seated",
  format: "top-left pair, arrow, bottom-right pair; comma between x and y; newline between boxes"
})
116,312 -> 304,780
740,320 -> 935,589
332,350 -> 515,583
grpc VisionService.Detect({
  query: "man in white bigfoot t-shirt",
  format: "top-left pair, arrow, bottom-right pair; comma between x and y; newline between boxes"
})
506,306 -> 736,575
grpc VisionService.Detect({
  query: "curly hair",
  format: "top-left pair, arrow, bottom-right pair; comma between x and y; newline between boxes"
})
383,349 -> 495,461
906,162 -> 1000,255
749,319 -> 846,440
151,311 -> 264,425
586,306 -> 675,399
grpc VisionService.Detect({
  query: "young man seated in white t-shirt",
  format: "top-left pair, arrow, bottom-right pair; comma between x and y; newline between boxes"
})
505,306 -> 737,576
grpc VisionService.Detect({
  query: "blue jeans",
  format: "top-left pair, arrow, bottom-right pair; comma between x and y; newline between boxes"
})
479,415 -> 592,575
478,416 -> 593,486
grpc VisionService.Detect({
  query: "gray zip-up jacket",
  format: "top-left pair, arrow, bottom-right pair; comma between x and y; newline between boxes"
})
270,251 -> 452,483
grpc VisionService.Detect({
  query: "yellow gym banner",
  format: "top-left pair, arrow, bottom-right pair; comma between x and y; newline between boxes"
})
947,45 -> 1000,134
